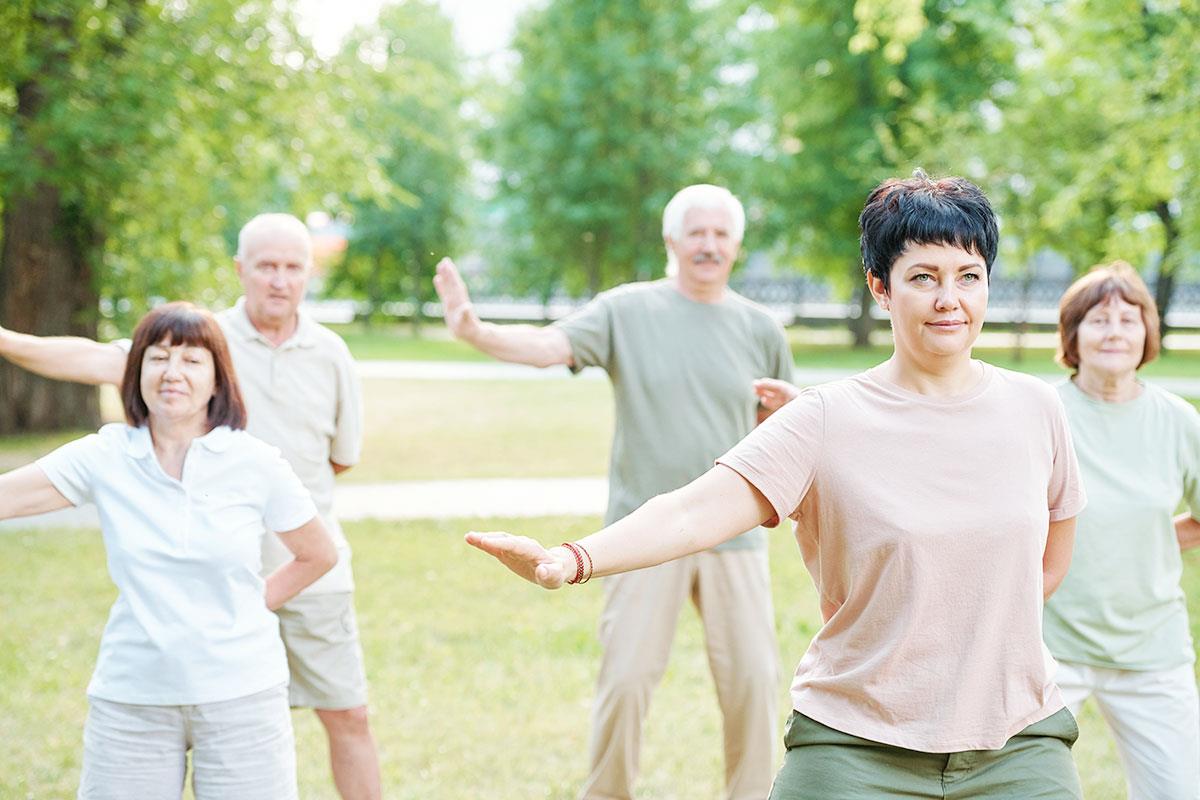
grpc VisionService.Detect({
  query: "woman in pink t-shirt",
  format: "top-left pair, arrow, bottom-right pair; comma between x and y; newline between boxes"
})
468,173 -> 1086,799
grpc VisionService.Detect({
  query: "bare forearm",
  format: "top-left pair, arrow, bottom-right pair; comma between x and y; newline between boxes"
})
0,329 -> 124,385
264,557 -> 333,610
570,468 -> 772,579
460,320 -> 573,368
1042,518 -> 1076,600
1177,514 -> 1200,552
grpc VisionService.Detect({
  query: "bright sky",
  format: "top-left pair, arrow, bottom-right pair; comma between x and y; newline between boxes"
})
296,0 -> 540,60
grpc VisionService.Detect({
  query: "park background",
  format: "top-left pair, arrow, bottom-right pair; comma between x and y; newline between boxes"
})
1,0 -> 1198,797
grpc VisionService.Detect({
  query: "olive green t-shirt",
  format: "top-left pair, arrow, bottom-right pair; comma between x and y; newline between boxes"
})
1044,379 -> 1200,670
555,279 -> 793,550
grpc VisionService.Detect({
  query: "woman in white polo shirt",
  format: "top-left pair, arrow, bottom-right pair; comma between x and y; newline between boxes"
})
0,302 -> 336,800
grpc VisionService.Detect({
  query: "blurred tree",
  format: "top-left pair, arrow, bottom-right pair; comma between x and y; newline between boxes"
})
747,0 -> 1016,345
985,0 -> 1198,341
0,0 -> 383,432
326,0 -> 467,334
488,0 -> 736,297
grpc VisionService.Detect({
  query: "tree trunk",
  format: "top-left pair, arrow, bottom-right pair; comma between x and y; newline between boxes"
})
0,182 -> 102,433
848,277 -> 874,348
1152,200 -> 1178,348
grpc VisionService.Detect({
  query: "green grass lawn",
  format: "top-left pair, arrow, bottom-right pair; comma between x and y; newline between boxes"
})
2,517 -> 1193,798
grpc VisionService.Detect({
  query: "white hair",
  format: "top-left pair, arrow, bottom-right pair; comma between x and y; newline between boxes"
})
236,213 -> 313,263
661,184 -> 745,276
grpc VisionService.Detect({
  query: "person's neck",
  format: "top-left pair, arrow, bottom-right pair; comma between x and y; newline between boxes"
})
148,415 -> 208,480
878,351 -> 981,397
1072,365 -> 1141,403
670,276 -> 727,304
247,308 -> 299,348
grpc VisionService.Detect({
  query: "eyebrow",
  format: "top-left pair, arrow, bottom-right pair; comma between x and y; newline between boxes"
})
905,262 -> 985,271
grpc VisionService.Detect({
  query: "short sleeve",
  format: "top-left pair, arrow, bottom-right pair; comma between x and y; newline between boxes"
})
1047,395 -> 1087,521
35,433 -> 108,506
553,294 -> 613,372
1179,401 -> 1200,516
261,449 -> 319,533
768,320 -> 794,383
329,341 -> 363,468
715,388 -> 825,527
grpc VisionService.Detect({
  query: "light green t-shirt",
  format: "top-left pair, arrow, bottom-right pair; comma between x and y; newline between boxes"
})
1044,379 -> 1200,670
555,280 -> 794,550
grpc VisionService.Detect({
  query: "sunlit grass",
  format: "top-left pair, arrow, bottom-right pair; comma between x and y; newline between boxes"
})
2,518 -> 1194,798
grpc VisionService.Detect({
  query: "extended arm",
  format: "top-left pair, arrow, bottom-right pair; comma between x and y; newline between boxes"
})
264,516 -> 338,610
0,324 -> 127,385
0,464 -> 73,520
1042,517 -> 1077,600
434,258 -> 574,368
1177,513 -> 1200,552
466,465 -> 775,588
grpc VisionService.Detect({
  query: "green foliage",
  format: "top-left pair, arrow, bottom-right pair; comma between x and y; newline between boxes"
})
326,1 -> 468,323
488,0 -> 738,296
983,0 -> 1198,277
746,0 -> 1017,290
0,0 -> 394,331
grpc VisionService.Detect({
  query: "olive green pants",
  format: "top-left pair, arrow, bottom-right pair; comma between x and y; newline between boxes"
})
768,707 -> 1082,800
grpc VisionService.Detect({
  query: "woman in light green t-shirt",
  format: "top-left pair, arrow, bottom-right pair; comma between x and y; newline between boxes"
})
1047,261 -> 1200,800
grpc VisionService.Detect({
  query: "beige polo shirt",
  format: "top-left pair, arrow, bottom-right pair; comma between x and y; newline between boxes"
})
216,299 -> 362,595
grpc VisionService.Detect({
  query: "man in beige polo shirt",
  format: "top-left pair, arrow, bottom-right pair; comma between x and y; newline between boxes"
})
0,213 -> 380,800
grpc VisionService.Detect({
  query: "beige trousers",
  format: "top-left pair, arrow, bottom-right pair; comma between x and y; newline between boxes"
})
581,548 -> 779,800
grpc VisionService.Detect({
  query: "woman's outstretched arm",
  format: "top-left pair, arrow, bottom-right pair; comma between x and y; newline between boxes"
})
0,464 -> 73,520
466,465 -> 775,589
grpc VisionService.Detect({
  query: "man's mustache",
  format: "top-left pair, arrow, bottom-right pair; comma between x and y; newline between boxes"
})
691,253 -> 723,265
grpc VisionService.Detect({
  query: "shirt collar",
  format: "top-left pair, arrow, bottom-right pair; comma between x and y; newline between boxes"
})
125,424 -> 234,458
231,296 -> 317,350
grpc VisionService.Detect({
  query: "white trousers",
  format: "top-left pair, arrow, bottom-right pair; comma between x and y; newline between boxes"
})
78,683 -> 297,800
1056,660 -> 1200,800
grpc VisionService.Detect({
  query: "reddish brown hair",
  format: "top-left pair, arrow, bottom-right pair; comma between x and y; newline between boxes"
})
121,302 -> 247,429
1056,261 -> 1161,372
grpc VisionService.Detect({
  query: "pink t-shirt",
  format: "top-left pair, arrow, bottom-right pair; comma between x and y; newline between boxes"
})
717,363 -> 1085,752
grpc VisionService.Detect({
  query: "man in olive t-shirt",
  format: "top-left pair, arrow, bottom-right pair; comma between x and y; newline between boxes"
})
435,184 -> 793,800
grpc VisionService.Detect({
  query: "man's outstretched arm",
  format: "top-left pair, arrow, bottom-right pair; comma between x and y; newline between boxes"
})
0,324 -> 127,385
433,258 -> 574,368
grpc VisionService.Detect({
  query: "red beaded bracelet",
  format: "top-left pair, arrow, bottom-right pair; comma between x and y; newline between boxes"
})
561,542 -> 585,584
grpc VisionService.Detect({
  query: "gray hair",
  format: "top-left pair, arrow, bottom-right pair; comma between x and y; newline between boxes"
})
661,184 -> 745,275
236,213 -> 313,263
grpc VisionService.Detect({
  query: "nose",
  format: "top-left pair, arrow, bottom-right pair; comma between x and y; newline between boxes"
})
933,283 -> 960,311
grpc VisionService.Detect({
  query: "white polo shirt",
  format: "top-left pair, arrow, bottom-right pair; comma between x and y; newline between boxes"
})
216,299 -> 362,595
37,423 -> 317,705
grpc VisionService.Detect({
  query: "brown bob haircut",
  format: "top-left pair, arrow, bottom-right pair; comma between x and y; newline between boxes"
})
121,302 -> 247,430
1057,260 -> 1161,373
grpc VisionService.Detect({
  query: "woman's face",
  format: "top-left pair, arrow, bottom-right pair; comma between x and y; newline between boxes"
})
869,242 -> 989,362
139,339 -> 216,426
1075,295 -> 1145,379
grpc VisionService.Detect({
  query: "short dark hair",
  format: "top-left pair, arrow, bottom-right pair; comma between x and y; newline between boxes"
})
122,302 -> 247,430
1057,260 -> 1161,372
859,171 -> 999,291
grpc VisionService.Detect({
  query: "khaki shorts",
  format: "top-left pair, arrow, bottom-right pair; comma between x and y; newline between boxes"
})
768,706 -> 1082,799
275,592 -> 369,710
79,683 -> 296,800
